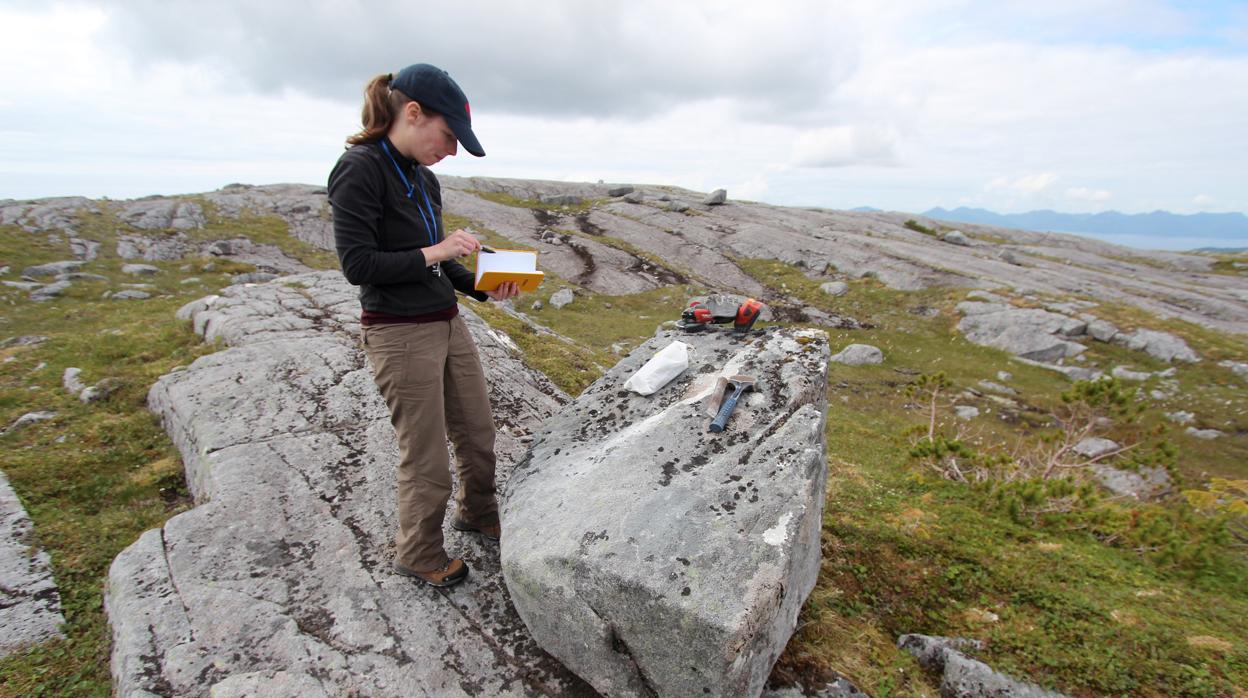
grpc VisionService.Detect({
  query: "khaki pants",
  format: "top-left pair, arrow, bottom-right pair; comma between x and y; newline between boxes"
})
361,316 -> 499,571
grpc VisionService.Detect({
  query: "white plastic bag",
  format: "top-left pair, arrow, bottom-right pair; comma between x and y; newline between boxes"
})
623,341 -> 690,396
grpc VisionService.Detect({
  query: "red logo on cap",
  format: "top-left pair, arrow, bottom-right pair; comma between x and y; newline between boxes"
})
465,102 -> 471,118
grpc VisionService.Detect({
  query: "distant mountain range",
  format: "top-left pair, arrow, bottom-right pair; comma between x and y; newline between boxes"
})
919,206 -> 1248,240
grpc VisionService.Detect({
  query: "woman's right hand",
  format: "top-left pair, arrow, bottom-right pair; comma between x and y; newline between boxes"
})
427,229 -> 481,265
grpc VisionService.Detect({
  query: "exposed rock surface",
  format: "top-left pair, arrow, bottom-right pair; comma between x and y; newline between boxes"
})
9,180 -> 1248,339
121,263 -> 161,276
819,281 -> 848,297
0,470 -> 66,658
202,183 -> 334,250
119,198 -> 205,230
1092,464 -> 1172,501
503,327 -> 830,697
898,634 -> 1068,698
23,260 -> 85,278
107,271 -> 597,697
1114,328 -> 1200,363
956,304 -> 1087,362
0,197 -> 95,233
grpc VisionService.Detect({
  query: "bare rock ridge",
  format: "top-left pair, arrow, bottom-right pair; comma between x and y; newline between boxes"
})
503,327 -> 831,697
106,271 -> 593,697
436,176 -> 1248,335
6,178 -> 1248,334
0,470 -> 66,659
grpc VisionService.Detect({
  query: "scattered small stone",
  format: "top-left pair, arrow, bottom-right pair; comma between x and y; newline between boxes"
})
819,281 -> 849,297
0,265 -> 8,275
63,367 -> 85,394
997,371 -> 1012,381
1111,366 -> 1152,382
30,281 -> 72,301
898,634 -> 1066,698
112,290 -> 152,300
941,230 -> 971,246
955,405 -> 980,420
1186,427 -> 1223,440
978,380 -> 1017,395
1219,360 -> 1248,380
7,411 -> 56,432
1166,410 -> 1195,425
703,189 -> 727,205
623,191 -> 644,204
0,335 -> 49,348
22,261 -> 84,278
999,250 -> 1022,265
1084,318 -> 1120,342
549,288 -> 575,309
206,241 -> 234,256
80,378 -> 123,403
121,263 -> 161,276
606,186 -> 634,197
658,194 -> 671,202
1074,437 -> 1119,459
181,277 -> 202,285
667,202 -> 690,213
530,299 -> 543,311
62,273 -> 109,282
232,272 -> 278,284
831,344 -> 883,366
3,280 -> 43,291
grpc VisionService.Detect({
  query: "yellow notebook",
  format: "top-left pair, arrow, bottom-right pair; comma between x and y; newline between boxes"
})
474,249 -> 545,292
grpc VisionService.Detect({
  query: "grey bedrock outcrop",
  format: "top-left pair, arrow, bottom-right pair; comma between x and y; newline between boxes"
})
502,327 -> 831,697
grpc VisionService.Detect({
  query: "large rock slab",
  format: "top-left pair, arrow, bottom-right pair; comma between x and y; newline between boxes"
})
1114,328 -> 1200,363
106,270 -> 596,697
502,327 -> 831,697
956,305 -> 1087,362
0,470 -> 66,658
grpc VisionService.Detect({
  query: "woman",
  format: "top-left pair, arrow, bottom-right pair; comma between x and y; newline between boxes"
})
328,63 -> 520,588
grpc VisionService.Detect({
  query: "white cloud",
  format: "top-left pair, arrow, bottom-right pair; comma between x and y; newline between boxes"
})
1,1 -> 1246,231
790,125 -> 900,168
1066,187 -> 1113,203
986,173 -> 1060,195
1193,194 -> 1216,208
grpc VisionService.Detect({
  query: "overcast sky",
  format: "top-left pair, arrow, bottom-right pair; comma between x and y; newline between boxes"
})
2,1 -> 1246,249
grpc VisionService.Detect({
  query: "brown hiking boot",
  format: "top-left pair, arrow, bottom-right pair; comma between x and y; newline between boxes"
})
393,558 -> 469,588
451,517 -> 501,542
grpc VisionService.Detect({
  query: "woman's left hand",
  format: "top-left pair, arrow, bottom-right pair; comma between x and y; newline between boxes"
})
486,281 -> 521,301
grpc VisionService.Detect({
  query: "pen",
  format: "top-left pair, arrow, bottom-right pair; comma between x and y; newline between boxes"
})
480,246 -> 496,253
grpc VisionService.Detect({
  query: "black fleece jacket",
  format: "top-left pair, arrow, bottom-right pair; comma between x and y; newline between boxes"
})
328,137 -> 487,315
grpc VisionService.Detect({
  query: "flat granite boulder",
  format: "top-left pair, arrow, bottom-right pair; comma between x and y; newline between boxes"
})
502,327 -> 831,697
106,271 -> 595,697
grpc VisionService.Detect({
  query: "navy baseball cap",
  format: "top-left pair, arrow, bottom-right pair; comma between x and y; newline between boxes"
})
392,63 -> 485,157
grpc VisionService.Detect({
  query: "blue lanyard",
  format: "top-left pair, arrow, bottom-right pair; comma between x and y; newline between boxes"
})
379,139 -> 439,247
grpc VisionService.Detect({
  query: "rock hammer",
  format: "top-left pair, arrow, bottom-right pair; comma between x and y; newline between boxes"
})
708,375 -> 756,433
